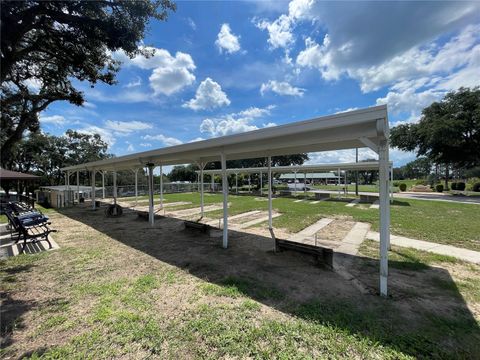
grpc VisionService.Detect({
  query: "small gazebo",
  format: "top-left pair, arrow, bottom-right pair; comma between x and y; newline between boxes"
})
0,168 -> 39,209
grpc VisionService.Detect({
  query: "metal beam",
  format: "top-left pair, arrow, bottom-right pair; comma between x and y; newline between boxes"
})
260,171 -> 263,196
76,171 -> 80,204
379,140 -> 390,297
199,162 -> 205,217
268,156 -> 275,251
147,164 -> 155,226
134,168 -> 139,206
160,165 -> 164,208
221,153 -> 228,248
101,171 -> 106,199
91,170 -> 96,210
359,137 -> 379,154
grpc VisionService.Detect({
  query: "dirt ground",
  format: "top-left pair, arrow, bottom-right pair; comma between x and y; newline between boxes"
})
315,219 -> 356,242
1,205 -> 479,358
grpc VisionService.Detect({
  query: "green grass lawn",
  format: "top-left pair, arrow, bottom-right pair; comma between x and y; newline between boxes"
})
152,192 -> 480,251
4,194 -> 479,251
1,208 -> 479,359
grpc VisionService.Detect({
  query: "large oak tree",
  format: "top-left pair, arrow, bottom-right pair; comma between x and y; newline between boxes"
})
390,87 -> 480,186
1,0 -> 175,166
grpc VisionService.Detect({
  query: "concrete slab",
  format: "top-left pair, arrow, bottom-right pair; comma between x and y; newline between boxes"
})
166,203 -> 226,218
345,198 -> 360,207
369,200 -> 379,209
0,234 -> 59,259
367,231 -> 480,264
288,218 -> 333,243
205,210 -> 261,227
335,222 -> 371,256
236,213 -> 282,229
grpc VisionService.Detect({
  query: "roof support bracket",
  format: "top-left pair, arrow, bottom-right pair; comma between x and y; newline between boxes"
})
359,137 -> 379,154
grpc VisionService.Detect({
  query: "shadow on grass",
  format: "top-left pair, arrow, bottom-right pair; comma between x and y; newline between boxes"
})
47,207 -> 480,358
391,199 -> 411,206
0,293 -> 33,348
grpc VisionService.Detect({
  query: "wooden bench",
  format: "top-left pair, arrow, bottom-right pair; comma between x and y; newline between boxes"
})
184,220 -> 210,233
314,192 -> 331,200
279,190 -> 292,196
276,238 -> 333,268
359,194 -> 379,203
137,211 -> 165,221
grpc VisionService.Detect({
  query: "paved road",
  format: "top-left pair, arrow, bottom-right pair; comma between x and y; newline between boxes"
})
309,189 -> 480,205
394,192 -> 480,204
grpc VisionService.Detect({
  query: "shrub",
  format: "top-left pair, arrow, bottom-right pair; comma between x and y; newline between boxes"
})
456,182 -> 466,191
450,182 -> 457,190
392,181 -> 400,187
473,183 -> 480,192
436,184 -> 444,192
399,183 -> 407,192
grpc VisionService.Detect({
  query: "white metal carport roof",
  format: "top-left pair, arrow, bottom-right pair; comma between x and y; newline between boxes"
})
60,105 -> 391,297
61,106 -> 388,172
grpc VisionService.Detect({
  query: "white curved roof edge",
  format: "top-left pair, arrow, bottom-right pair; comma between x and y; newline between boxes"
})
195,161 -> 393,175
61,105 -> 388,172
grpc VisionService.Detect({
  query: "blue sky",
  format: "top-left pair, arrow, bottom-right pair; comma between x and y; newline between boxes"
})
39,0 -> 480,170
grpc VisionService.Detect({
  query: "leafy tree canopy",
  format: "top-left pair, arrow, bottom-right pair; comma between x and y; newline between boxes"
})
5,130 -> 112,186
0,0 -> 175,166
390,87 -> 480,169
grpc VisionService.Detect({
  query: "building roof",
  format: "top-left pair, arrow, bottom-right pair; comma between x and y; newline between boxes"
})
197,161 -> 392,175
0,168 -> 39,181
279,173 -> 338,179
61,105 -> 388,172
38,185 -> 98,192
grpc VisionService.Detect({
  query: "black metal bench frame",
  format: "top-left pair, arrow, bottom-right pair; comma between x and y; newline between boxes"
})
5,203 -> 56,253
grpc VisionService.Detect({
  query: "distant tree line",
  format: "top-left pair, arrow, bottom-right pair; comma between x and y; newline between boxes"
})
1,0 -> 175,166
390,87 -> 480,188
168,155 -> 310,187
1,130 -> 112,194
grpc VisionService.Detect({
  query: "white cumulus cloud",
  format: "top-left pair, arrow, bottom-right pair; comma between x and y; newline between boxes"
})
104,120 -> 153,134
215,23 -> 241,54
40,115 -> 66,126
143,134 -> 183,147
183,78 -> 231,111
112,47 -> 196,96
200,105 -> 275,137
260,80 -> 305,96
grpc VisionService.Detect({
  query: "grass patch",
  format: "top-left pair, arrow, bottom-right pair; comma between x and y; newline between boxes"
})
162,192 -> 480,251
2,197 -> 479,359
360,240 -> 458,271
200,276 -> 284,301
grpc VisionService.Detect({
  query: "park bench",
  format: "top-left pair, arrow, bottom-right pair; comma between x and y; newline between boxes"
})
184,220 -> 210,233
314,192 -> 331,200
275,238 -> 333,268
359,194 -> 379,203
5,202 -> 56,253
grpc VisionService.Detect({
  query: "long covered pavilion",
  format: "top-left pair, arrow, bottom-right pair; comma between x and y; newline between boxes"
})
61,105 -> 391,296
196,161 -> 394,198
